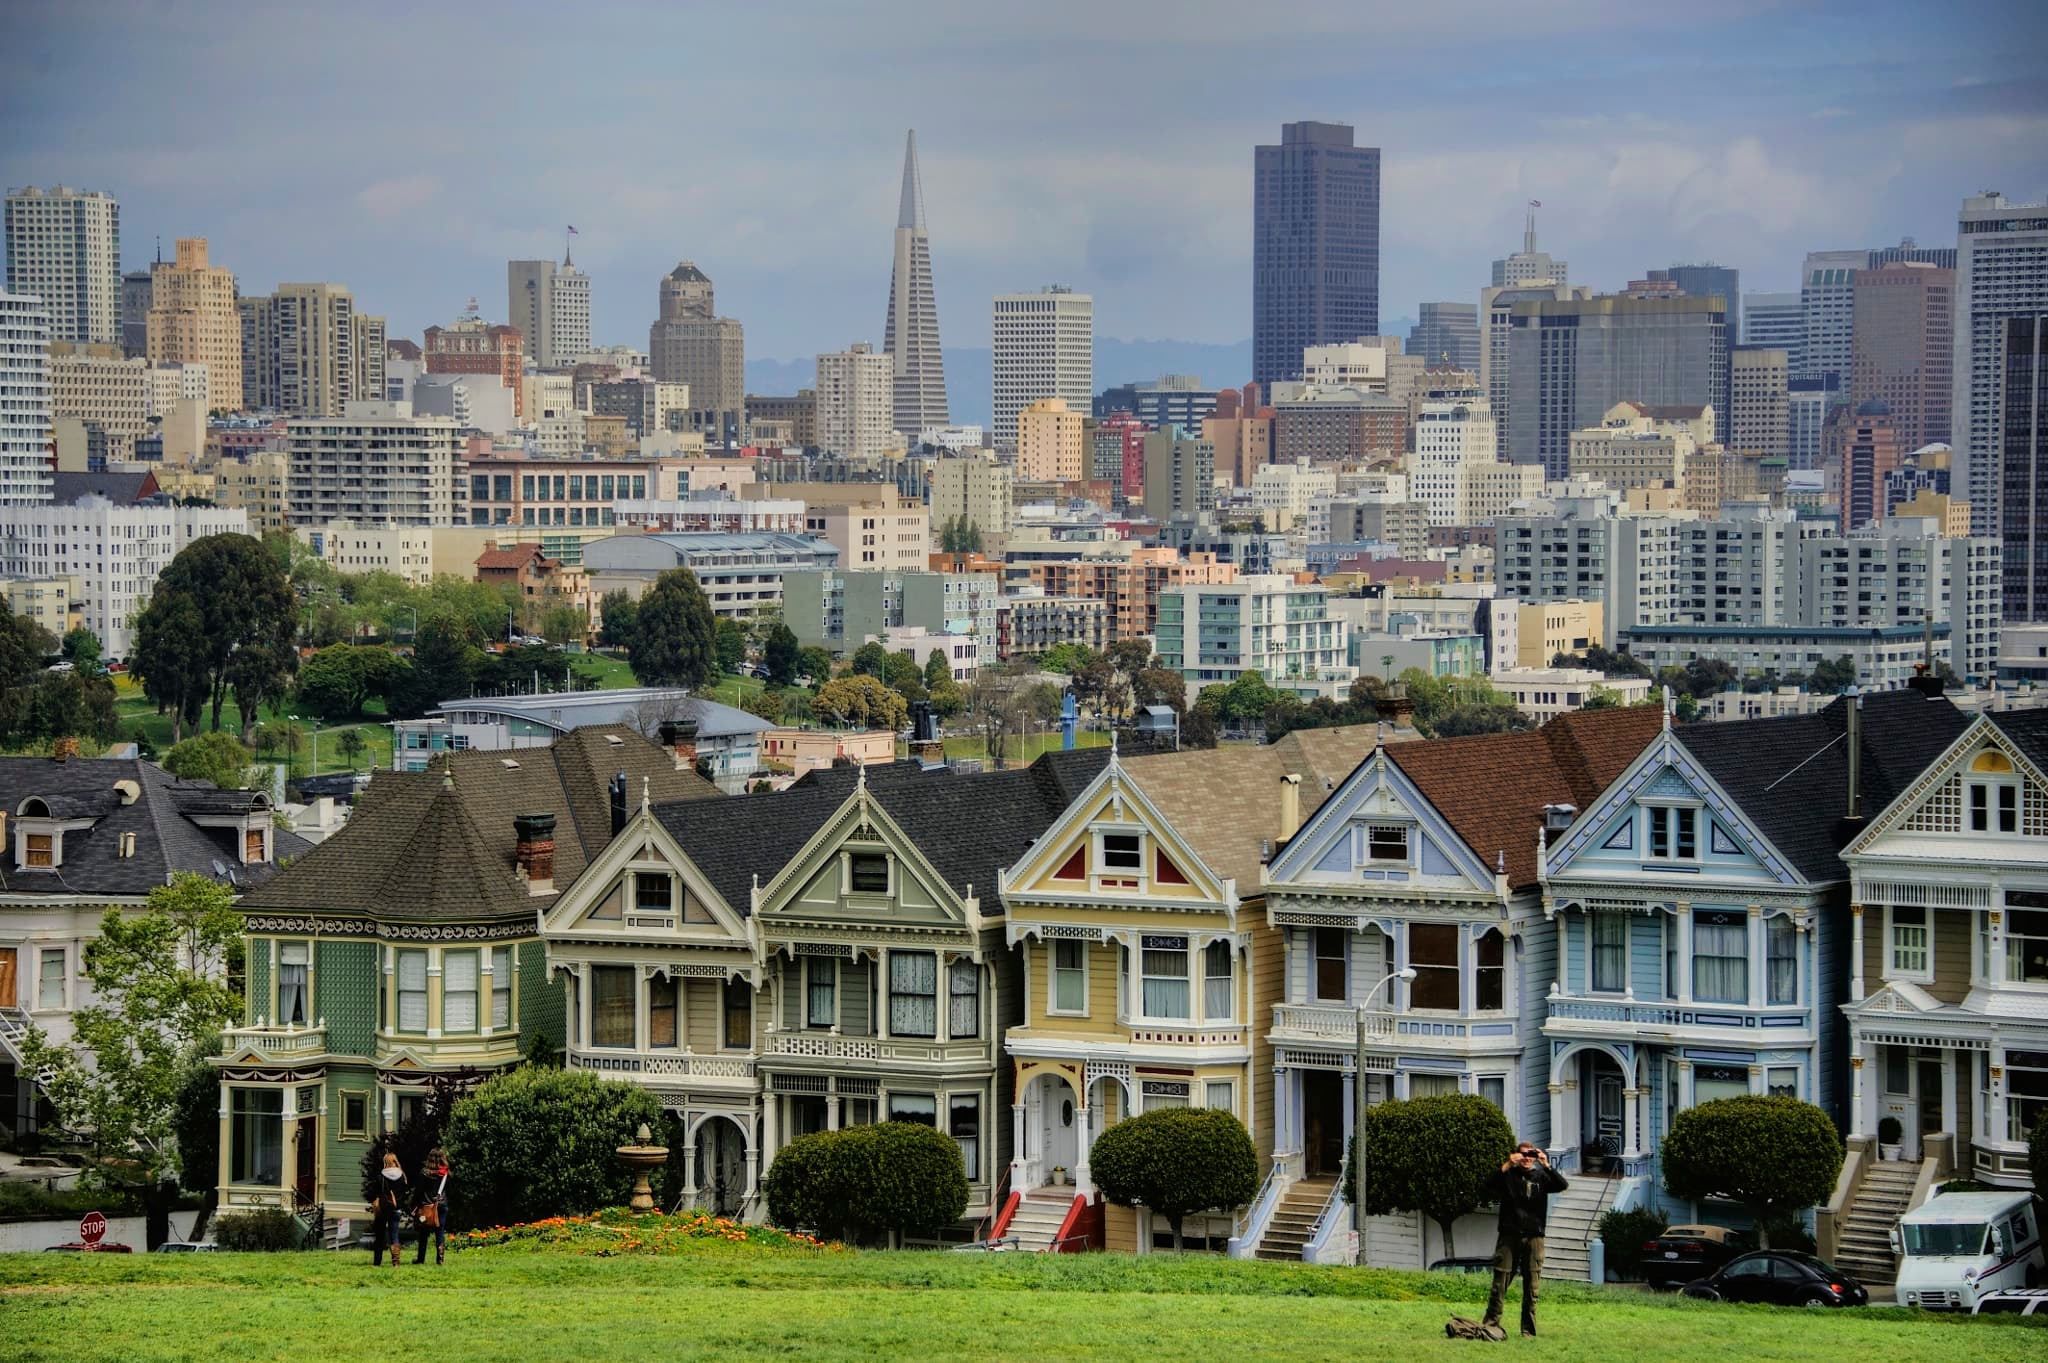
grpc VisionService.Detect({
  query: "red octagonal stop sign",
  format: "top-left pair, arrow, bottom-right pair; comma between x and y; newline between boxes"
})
79,1211 -> 107,1245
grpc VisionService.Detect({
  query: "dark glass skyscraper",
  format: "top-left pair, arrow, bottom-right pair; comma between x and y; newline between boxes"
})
2003,314 -> 2047,622
1253,121 -> 1379,389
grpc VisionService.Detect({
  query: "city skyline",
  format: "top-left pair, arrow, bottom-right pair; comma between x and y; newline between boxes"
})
3,2 -> 2041,367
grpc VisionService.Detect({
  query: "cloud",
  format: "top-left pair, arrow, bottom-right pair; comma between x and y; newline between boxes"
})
356,176 -> 440,221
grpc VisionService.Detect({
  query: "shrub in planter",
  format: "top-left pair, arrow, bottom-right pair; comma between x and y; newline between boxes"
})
1661,1096 -> 1842,1249
213,1208 -> 303,1251
1091,1107 -> 1257,1250
1877,1116 -> 1903,1150
1598,1206 -> 1669,1281
444,1066 -> 662,1229
763,1121 -> 967,1245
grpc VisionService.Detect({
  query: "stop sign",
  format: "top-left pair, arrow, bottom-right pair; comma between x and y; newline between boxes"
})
79,1211 -> 106,1245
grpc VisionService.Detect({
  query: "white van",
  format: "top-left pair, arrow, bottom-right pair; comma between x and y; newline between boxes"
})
1892,1190 -> 2044,1311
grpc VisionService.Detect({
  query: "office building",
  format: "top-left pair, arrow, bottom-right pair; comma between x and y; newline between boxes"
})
424,314 -> 524,418
1094,374 -> 1218,433
1141,428 -> 1215,522
1505,293 -> 1728,477
1787,374 -> 1841,473
1481,281 -> 1592,460
583,378 -> 690,440
804,495 -> 930,573
2004,314 -> 2047,623
239,283 -> 385,416
1321,494 -> 1430,558
286,400 -> 466,527
1202,386 -> 1274,488
882,131 -> 949,438
928,452 -> 1013,538
48,348 -> 150,459
744,391 -> 816,448
1015,396 -> 1087,482
4,187 -> 119,347
1299,342 -> 1387,390
120,269 -> 151,357
1729,345 -> 1789,462
1566,400 -> 1713,506
0,292 -> 52,504
991,286 -> 1092,452
1408,301 -> 1480,371
1868,238 -> 1956,270
1251,459 -> 1337,530
1406,386 -> 1497,526
1253,121 -> 1380,388
650,262 -> 746,444
1492,204 -> 1567,288
1647,263 -> 1740,343
813,343 -> 896,460
1954,193 -> 2048,536
146,238 -> 241,413
1154,575 -> 1355,697
1825,399 -> 1905,530
1850,262 -> 1952,455
1741,290 -> 1803,368
1271,386 -> 1407,462
583,531 -> 837,619
507,255 -> 591,371
782,568 -> 1000,659
1092,411 -> 1148,497
1799,249 -> 1866,386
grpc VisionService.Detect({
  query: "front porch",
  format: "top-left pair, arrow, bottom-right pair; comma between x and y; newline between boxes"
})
1847,1000 -> 2043,1188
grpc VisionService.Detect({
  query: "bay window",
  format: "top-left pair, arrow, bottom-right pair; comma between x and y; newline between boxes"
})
889,951 -> 938,1038
2007,909 -> 2048,985
443,950 -> 478,1033
230,1088 -> 283,1186
888,1092 -> 937,1126
1890,906 -> 1930,977
490,946 -> 512,1029
396,950 -> 428,1031
1141,936 -> 1190,1019
1767,915 -> 1798,1004
1205,1081 -> 1234,1114
1692,911 -> 1748,1004
1591,912 -> 1626,993
1409,1073 -> 1460,1099
277,941 -> 309,1025
950,1096 -> 980,1180
805,958 -> 836,1029
1478,1076 -> 1506,1111
1475,929 -> 1504,1011
1694,1064 -> 1750,1103
1142,1080 -> 1189,1112
649,974 -> 678,1047
948,959 -> 979,1039
1313,927 -> 1347,1002
1052,940 -> 1087,1013
1202,940 -> 1233,1019
2005,1051 -> 2047,1142
1408,923 -> 1458,1010
591,964 -> 636,1048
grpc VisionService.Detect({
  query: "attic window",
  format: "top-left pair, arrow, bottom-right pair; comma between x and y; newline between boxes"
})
1367,825 -> 1409,861
25,833 -> 52,868
244,827 -> 265,863
1102,833 -> 1142,872
849,852 -> 890,895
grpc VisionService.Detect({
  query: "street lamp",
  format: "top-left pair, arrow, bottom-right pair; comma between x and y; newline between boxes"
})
1356,965 -> 1417,1264
287,715 -> 319,777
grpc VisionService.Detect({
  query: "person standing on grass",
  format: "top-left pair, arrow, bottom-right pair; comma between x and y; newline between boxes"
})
1483,1141 -> 1568,1338
414,1148 -> 451,1265
372,1152 -> 410,1268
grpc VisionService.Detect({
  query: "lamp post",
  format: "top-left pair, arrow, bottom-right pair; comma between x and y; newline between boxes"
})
1356,965 -> 1417,1265
288,714 -> 319,777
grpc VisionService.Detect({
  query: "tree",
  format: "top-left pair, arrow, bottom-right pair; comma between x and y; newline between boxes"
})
1106,639 -> 1153,678
172,1059 -> 224,1241
394,611 -> 483,718
18,874 -> 243,1249
1579,685 -> 1621,711
1090,1108 -> 1258,1250
882,650 -> 926,703
1181,700 -> 1220,749
597,589 -> 641,653
359,1069 -> 477,1214
741,688 -> 786,724
814,674 -> 909,732
1660,1096 -> 1842,1248
539,602 -> 587,647
714,617 -> 749,675
850,641 -> 890,679
920,648 -> 951,692
937,516 -> 984,554
1346,1094 -> 1515,1258
294,644 -> 405,720
61,627 -> 105,677
131,533 -> 299,742
964,663 -> 1026,768
764,622 -> 801,687
1431,703 -> 1529,737
926,674 -> 964,720
162,731 -> 254,790
336,727 -> 366,770
629,568 -> 718,689
442,1066 -> 662,1229
796,646 -> 835,687
0,609 -> 56,686
1039,642 -> 1097,676
764,1122 -> 969,1246
1130,667 -> 1184,717
1808,655 -> 1858,694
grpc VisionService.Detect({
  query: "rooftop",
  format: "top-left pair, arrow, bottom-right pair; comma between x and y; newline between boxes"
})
434,689 -> 771,740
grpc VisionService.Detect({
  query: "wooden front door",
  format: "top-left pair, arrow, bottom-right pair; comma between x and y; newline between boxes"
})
0,948 -> 15,1009
294,1115 -> 318,1209
1303,1070 -> 1345,1177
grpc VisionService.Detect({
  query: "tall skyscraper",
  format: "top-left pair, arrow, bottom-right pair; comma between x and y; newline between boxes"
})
120,269 -> 151,357
1729,345 -> 1790,462
882,131 -> 948,439
508,253 -> 590,370
1648,263 -> 1740,347
814,343 -> 895,460
239,283 -> 385,416
1252,121 -> 1380,389
0,292 -> 53,504
1408,302 -> 1480,370
1850,262 -> 1953,456
649,261 -> 746,444
1799,249 -> 1866,387
991,286 -> 1092,453
1505,293 -> 1728,478
1741,290 -> 1803,368
3,186 -> 120,346
1825,399 -> 1904,530
2002,314 -> 2047,622
146,238 -> 241,412
1481,281 -> 1590,460
1491,203 -> 1567,288
1954,192 -> 2048,537
1868,238 -> 1956,271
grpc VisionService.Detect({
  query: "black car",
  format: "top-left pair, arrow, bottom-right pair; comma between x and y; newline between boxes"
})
1679,1250 -> 1867,1308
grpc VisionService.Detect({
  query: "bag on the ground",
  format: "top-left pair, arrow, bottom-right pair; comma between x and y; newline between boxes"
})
1445,1317 -> 1507,1342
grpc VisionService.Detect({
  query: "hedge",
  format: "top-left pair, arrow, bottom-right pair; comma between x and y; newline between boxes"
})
763,1121 -> 968,1245
443,1067 -> 663,1229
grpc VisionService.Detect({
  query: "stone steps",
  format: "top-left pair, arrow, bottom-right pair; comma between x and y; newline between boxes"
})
1252,1177 -> 1339,1263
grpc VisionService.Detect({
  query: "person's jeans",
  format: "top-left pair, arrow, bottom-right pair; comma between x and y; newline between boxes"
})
414,1215 -> 445,1263
374,1210 -> 403,1264
1483,1231 -> 1545,1336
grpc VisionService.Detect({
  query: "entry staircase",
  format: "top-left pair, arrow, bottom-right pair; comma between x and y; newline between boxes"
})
1004,1189 -> 1076,1251
1834,1159 -> 1917,1287
1541,1174 -> 1618,1282
1253,1175 -> 1338,1261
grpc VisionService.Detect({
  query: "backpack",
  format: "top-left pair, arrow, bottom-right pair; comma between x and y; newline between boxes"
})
1445,1317 -> 1507,1342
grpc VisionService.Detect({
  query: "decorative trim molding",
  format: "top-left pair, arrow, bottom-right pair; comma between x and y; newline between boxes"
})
243,915 -> 534,943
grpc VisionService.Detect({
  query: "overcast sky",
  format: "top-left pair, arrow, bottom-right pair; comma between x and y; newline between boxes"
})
4,1 -> 2044,362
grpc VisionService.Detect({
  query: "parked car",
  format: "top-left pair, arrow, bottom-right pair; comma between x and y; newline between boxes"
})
1428,1257 -> 1496,1274
1679,1251 -> 1867,1308
1974,1288 -> 2048,1316
1893,1190 -> 2045,1311
1641,1224 -> 1753,1288
152,1241 -> 217,1253
45,1242 -> 133,1253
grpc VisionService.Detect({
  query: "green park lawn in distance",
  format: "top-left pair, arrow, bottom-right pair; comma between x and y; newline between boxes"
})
2,1245 -> 2039,1363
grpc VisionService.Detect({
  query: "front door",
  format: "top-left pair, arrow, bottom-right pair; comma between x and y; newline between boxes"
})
294,1115 -> 318,1209
1039,1077 -> 1079,1183
1303,1070 -> 1345,1177
1593,1066 -> 1624,1161
696,1117 -> 747,1216
1915,1056 -> 1943,1160
0,947 -> 16,1008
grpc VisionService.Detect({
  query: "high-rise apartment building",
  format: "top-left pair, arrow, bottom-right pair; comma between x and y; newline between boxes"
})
1729,345 -> 1789,462
813,343 -> 896,460
239,283 -> 385,416
1491,205 -> 1568,288
2002,314 -> 2046,623
1407,301 -> 1480,371
0,292 -> 52,504
48,348 -> 149,459
120,269 -> 151,357
991,286 -> 1091,452
1741,291 -> 1803,365
424,315 -> 525,418
286,400 -> 466,526
649,262 -> 746,444
1141,428 -> 1215,522
1015,397 -> 1087,483
507,255 -> 591,371
1647,263 -> 1741,344
928,452 -> 1013,537
882,131 -> 948,438
1825,399 -> 1905,530
1202,386 -> 1275,488
1405,386 -> 1497,526
1481,280 -> 1591,460
4,186 -> 120,346
1849,262 -> 1952,457
1253,121 -> 1380,388
147,238 -> 241,412
1954,192 -> 2048,537
1505,293 -> 1729,478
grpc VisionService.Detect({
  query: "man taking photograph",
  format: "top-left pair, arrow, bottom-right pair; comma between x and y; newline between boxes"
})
1483,1141 -> 1569,1338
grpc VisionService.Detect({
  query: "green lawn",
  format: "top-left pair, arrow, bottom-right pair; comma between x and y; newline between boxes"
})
1,1244 -> 2035,1363
923,727 -> 1113,764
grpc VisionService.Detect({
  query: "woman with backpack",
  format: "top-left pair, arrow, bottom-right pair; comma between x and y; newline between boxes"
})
413,1148 -> 451,1265
372,1152 -> 410,1268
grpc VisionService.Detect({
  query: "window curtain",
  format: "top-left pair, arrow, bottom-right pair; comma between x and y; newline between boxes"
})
1591,913 -> 1626,993
1692,916 -> 1747,1003
491,946 -> 512,1029
443,951 -> 479,1033
1202,941 -> 1232,1019
1142,945 -> 1190,1019
591,965 -> 636,1047
948,960 -> 979,1039
1766,916 -> 1797,1004
1053,941 -> 1085,1011
890,952 -> 938,1038
277,943 -> 308,1025
397,951 -> 428,1031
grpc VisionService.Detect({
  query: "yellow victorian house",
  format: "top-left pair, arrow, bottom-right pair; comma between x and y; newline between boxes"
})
994,729 -> 1376,1253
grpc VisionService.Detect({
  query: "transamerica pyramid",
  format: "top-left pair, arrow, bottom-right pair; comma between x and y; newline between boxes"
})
883,130 -> 949,438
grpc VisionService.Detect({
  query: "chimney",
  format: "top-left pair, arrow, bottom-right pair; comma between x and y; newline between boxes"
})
1278,773 -> 1302,841
1844,689 -> 1863,822
52,736 -> 79,762
658,717 -> 700,771
513,812 -> 557,893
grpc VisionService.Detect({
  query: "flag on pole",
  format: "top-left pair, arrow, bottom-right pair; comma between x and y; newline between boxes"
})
567,225 -> 579,234
1528,200 -> 1541,209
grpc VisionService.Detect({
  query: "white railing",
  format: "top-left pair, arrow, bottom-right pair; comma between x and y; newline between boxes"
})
1302,1178 -> 1350,1264
568,1050 -> 757,1081
766,1034 -> 987,1065
1271,1005 -> 1512,1046
1228,1162 -> 1289,1259
1546,997 -> 1808,1031
221,1023 -> 329,1057
1272,1003 -> 1359,1040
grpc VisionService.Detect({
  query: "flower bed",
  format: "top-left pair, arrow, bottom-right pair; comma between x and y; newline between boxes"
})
456,1208 -> 842,1257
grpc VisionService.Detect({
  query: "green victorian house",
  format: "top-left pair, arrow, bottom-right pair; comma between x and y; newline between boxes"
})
214,726 -> 716,1222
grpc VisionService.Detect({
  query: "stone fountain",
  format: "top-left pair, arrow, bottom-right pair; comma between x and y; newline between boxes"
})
615,1122 -> 670,1212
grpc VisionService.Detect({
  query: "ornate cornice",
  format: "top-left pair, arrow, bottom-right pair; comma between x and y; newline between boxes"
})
243,915 -> 535,943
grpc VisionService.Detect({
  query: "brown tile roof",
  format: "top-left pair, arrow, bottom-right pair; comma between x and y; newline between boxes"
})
475,544 -> 545,571
1389,707 -> 1664,890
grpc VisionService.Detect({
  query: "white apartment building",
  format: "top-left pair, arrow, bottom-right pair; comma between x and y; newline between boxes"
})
1953,192 -> 2048,536
991,286 -> 1092,452
1406,388 -> 1497,525
522,372 -> 582,457
0,292 -> 52,505
49,349 -> 148,458
1491,666 -> 1652,722
0,496 -> 250,657
1153,574 -> 1356,699
1251,459 -> 1337,531
285,400 -> 466,527
507,258 -> 591,370
3,186 -> 120,345
1300,342 -> 1388,390
929,452 -> 1013,537
292,522 -> 502,585
814,343 -> 896,460
805,497 -> 931,572
148,361 -> 209,418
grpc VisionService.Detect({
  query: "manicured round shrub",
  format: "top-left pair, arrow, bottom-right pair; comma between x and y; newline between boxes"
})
763,1121 -> 968,1246
1660,1095 -> 1842,1248
212,1208 -> 303,1251
1089,1107 -> 1257,1249
1344,1093 -> 1516,1259
443,1066 -> 663,1229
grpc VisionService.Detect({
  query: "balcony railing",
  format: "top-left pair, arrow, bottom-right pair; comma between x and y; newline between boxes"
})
568,1049 -> 757,1082
765,1033 -> 989,1066
1270,1003 -> 1514,1046
221,1022 -> 328,1059
1545,997 -> 1809,1032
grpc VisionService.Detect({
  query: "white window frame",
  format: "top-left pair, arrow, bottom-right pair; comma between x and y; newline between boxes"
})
442,949 -> 479,1034
276,939 -> 311,1026
35,945 -> 66,1011
489,945 -> 512,1031
804,956 -> 838,1030
1364,823 -> 1411,865
1203,1080 -> 1235,1115
1049,939 -> 1088,1016
1092,825 -> 1149,890
844,847 -> 893,897
1139,936 -> 1191,1021
396,949 -> 429,1033
1590,911 -> 1627,994
1887,905 -> 1933,982
1201,940 -> 1234,1021
1643,802 -> 1702,862
1967,779 -> 2021,835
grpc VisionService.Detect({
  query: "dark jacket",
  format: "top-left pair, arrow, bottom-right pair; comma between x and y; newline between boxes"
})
374,1170 -> 411,1215
1490,1161 -> 1568,1236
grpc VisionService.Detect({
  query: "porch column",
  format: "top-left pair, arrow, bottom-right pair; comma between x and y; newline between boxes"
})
742,1127 -> 761,1205
1675,1059 -> 1694,1113
1747,905 -> 1765,1007
681,1131 -> 699,1206
1847,1039 -> 1871,1141
761,1094 -> 779,1167
1849,905 -> 1866,1002
1940,1050 -> 1958,1142
1622,1086 -> 1643,1162
1675,902 -> 1693,1004
1009,1102 -> 1027,1185
826,1094 -> 841,1131
1547,1080 -> 1565,1157
1074,1106 -> 1094,1195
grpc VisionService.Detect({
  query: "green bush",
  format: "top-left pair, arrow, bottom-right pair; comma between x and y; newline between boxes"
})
1090,1108 -> 1257,1250
1761,1211 -> 1816,1255
1661,1096 -> 1842,1250
443,1067 -> 662,1230
1344,1094 -> 1515,1259
1598,1206 -> 1669,1281
1877,1115 -> 1902,1146
212,1208 -> 303,1251
763,1122 -> 968,1246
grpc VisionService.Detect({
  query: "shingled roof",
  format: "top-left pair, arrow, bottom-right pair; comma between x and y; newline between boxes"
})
1391,707 -> 1666,890
1676,690 -> 1967,884
238,725 -> 718,921
0,755 -> 310,897
1990,708 -> 2048,776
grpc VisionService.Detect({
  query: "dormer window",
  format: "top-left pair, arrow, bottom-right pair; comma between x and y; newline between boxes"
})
1102,834 -> 1143,873
244,827 -> 266,863
1647,806 -> 1698,859
1367,825 -> 1409,862
24,833 -> 52,868
1966,751 -> 2021,833
848,852 -> 890,895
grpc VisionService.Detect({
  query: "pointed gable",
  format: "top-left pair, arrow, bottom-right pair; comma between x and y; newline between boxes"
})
541,809 -> 748,946
1266,741 -> 1497,894
1001,752 -> 1236,910
1848,708 -> 2048,851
